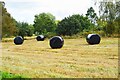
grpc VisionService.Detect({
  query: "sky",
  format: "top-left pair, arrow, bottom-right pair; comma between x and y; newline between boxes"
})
3,0 -> 99,24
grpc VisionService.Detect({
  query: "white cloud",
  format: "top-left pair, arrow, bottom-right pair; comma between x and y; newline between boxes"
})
3,0 -> 98,24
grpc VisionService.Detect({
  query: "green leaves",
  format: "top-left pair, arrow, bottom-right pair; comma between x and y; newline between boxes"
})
16,22 -> 34,38
86,7 -> 98,24
33,13 -> 56,35
56,14 -> 91,36
0,71 -> 26,79
96,1 -> 120,36
2,6 -> 17,37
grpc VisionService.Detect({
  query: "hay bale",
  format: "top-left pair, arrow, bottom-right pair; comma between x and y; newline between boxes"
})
50,36 -> 64,49
36,35 -> 45,41
14,36 -> 24,45
86,34 -> 101,45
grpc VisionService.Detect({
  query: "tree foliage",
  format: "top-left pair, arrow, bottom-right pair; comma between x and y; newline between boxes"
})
1,1 -> 119,38
96,0 -> 120,36
33,13 -> 56,35
16,21 -> 34,38
2,4 -> 17,37
86,7 -> 99,31
86,7 -> 98,24
56,14 -> 91,36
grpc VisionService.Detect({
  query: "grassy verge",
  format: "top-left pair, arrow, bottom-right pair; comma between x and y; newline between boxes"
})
0,71 -> 28,79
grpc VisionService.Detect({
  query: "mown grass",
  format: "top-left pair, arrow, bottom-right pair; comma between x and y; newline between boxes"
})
0,37 -> 118,78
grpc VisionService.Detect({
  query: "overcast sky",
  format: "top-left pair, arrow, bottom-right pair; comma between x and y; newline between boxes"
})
3,0 -> 99,24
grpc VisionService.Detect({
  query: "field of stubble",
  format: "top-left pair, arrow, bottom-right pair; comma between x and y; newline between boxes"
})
0,38 -> 118,78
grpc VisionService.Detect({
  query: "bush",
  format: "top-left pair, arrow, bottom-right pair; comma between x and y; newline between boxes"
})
97,31 -> 106,37
80,31 -> 92,37
44,32 -> 56,38
56,14 -> 91,36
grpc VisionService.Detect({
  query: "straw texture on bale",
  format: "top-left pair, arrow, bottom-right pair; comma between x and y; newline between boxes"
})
36,35 -> 45,41
14,36 -> 24,45
50,36 -> 64,49
86,34 -> 101,45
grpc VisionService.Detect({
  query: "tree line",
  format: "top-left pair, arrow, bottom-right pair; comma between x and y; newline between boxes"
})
1,0 -> 120,38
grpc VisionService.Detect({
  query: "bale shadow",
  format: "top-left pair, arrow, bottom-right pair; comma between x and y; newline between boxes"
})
75,44 -> 89,46
46,47 -> 63,50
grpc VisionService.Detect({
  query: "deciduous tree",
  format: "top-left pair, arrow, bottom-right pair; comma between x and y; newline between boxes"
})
33,13 -> 56,35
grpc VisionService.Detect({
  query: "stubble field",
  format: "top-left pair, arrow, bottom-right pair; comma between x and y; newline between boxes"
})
0,38 -> 118,78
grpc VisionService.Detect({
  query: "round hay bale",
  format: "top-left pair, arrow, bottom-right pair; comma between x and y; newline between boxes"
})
50,36 -> 64,49
36,35 -> 45,41
86,34 -> 101,45
14,36 -> 24,45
